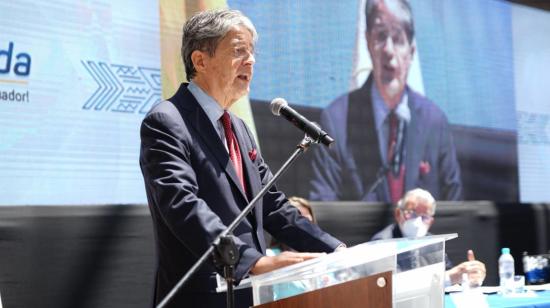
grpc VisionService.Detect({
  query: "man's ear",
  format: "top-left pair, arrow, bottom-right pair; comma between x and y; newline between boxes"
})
394,207 -> 402,224
409,39 -> 416,58
191,50 -> 208,74
365,31 -> 374,57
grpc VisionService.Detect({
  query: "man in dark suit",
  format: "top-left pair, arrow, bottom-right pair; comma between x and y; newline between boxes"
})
370,188 -> 486,287
309,0 -> 462,202
140,9 -> 344,308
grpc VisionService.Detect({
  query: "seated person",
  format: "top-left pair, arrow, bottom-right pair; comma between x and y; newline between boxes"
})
371,188 -> 486,287
268,196 -> 316,254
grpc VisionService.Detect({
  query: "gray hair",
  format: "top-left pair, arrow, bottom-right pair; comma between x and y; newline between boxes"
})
181,8 -> 258,81
397,188 -> 436,215
365,0 -> 415,43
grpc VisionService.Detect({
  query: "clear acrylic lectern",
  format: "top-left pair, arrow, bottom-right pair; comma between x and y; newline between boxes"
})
251,233 -> 457,308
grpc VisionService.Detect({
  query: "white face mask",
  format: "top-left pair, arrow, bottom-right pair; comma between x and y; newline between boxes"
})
400,217 -> 429,238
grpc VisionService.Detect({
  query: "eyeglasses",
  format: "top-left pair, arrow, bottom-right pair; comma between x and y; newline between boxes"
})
401,209 -> 433,223
370,26 -> 409,49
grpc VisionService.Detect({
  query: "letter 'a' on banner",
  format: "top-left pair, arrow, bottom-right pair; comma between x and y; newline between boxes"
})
159,0 -> 259,145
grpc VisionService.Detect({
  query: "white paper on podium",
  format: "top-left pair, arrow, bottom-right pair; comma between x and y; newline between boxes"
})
450,290 -> 490,308
215,274 -> 252,293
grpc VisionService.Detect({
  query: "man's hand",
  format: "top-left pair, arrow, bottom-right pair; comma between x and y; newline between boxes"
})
447,250 -> 486,287
250,251 -> 325,275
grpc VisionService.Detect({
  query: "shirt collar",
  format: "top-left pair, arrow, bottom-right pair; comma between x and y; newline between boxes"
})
188,81 -> 225,126
371,82 -> 411,131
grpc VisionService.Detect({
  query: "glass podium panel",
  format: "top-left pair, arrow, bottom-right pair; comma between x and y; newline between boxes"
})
250,233 -> 457,308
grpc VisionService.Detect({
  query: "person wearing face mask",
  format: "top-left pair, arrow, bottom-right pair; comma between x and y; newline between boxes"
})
370,188 -> 486,287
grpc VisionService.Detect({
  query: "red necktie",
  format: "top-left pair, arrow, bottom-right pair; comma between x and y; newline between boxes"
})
387,112 -> 405,203
221,111 -> 247,193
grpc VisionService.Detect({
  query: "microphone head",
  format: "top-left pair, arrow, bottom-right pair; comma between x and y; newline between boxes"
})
270,97 -> 288,116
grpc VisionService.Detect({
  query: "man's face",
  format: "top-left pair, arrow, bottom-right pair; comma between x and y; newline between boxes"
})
200,25 -> 255,107
366,2 -> 415,107
395,197 -> 434,238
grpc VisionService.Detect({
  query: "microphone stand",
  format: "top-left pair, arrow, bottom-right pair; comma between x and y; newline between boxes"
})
156,136 -> 315,308
362,164 -> 389,201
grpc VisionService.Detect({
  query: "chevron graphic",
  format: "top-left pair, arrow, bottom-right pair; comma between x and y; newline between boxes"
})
81,61 -> 161,114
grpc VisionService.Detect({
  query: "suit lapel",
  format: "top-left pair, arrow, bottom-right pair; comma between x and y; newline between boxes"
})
404,90 -> 422,190
170,84 -> 248,202
233,117 -> 263,219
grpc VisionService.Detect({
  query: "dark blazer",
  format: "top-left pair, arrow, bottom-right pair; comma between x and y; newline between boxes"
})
140,83 -> 342,308
370,223 -> 454,271
309,75 -> 462,202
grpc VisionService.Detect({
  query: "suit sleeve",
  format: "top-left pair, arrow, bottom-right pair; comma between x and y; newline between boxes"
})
140,111 -> 263,282
239,122 -> 343,252
437,115 -> 463,200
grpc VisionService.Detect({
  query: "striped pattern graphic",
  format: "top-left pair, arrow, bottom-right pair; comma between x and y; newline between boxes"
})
81,61 -> 161,114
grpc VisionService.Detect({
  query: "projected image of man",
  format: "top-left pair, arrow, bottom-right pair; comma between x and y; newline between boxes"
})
309,0 -> 462,203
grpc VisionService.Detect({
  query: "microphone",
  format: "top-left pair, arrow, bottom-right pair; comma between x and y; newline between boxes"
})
270,98 -> 334,147
390,118 -> 406,175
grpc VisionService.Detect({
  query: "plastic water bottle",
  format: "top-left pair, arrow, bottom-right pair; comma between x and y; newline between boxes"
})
499,248 -> 515,295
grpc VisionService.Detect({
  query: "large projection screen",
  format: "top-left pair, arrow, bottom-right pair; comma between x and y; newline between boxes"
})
0,0 -> 549,205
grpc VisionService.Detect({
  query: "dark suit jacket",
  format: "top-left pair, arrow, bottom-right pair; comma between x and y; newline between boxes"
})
309,75 -> 462,202
140,83 -> 342,308
370,223 -> 453,271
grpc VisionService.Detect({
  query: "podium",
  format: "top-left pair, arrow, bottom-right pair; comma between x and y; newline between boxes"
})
250,234 -> 457,308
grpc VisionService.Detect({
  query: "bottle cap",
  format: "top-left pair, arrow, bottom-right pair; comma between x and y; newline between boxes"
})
502,247 -> 510,254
